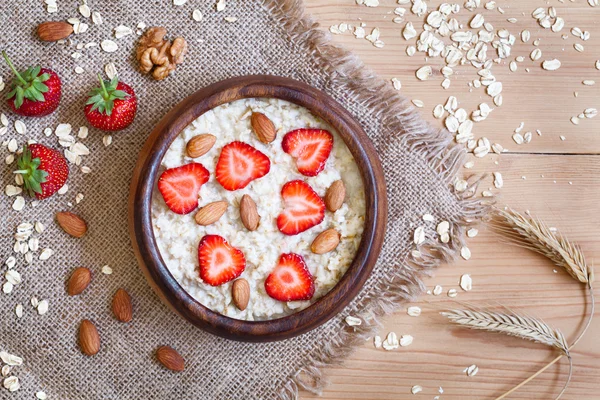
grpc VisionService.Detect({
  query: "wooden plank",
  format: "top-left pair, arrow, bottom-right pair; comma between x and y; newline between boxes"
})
301,154 -> 600,399
299,1 -> 600,397
304,0 -> 600,155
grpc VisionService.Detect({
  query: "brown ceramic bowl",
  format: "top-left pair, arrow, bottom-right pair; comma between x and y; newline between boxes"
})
128,75 -> 387,342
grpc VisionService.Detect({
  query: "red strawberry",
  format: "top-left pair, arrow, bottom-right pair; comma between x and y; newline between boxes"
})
14,144 -> 69,199
2,51 -> 61,117
215,141 -> 270,191
198,235 -> 246,286
84,74 -> 137,131
265,253 -> 315,302
282,129 -> 333,176
157,163 -> 209,215
276,180 -> 325,235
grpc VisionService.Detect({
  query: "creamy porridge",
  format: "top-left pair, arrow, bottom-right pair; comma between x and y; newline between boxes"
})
151,97 -> 366,321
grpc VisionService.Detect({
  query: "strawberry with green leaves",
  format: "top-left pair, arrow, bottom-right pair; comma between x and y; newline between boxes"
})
14,144 -> 69,200
2,51 -> 62,117
84,74 -> 137,131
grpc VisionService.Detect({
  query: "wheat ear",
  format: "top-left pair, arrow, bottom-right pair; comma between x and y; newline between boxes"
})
490,208 -> 595,399
441,308 -> 570,354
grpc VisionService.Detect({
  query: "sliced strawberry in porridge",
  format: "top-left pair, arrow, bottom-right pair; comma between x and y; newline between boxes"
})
157,162 -> 210,215
198,235 -> 246,286
282,128 -> 333,177
215,141 -> 270,191
277,180 -> 325,235
265,253 -> 315,302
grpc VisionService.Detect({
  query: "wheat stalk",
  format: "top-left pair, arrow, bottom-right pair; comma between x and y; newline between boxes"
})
441,308 -> 570,355
488,207 -> 595,399
491,208 -> 593,287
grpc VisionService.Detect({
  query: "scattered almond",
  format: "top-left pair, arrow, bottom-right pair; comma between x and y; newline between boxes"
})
37,21 -> 74,42
186,134 -> 216,158
111,289 -> 133,323
79,320 -> 100,356
250,112 -> 276,143
56,212 -> 87,238
324,180 -> 346,212
67,267 -> 92,296
311,228 -> 341,254
232,278 -> 250,311
194,201 -> 228,226
156,346 -> 185,372
239,195 -> 260,231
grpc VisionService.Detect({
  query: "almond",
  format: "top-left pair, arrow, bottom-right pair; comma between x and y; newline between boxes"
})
111,289 -> 133,323
79,320 -> 100,356
250,112 -> 276,143
239,195 -> 260,231
156,346 -> 185,372
311,228 -> 341,254
37,21 -> 74,42
194,201 -> 228,226
186,134 -> 216,158
67,267 -> 92,296
232,278 -> 250,311
324,180 -> 346,212
56,212 -> 88,238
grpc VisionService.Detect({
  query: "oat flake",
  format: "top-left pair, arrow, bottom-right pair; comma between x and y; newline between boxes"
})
101,40 -> 118,53
460,274 -> 472,291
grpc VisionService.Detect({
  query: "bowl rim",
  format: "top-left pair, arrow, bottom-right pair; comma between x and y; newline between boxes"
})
128,75 -> 387,342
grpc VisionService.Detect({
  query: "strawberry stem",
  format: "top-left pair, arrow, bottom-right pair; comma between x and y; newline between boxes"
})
97,73 -> 109,99
2,51 -> 27,86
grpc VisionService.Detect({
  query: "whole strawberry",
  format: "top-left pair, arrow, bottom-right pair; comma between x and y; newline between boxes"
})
2,51 -> 62,117
84,74 -> 137,131
14,144 -> 69,199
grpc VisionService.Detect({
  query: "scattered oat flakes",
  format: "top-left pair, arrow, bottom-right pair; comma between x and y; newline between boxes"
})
413,226 -> 425,245
433,285 -> 443,296
102,265 -> 113,275
407,306 -> 421,317
101,40 -> 118,53
542,59 -> 561,71
447,288 -> 458,298
193,9 -> 203,22
460,274 -> 472,291
411,385 -> 423,395
373,335 -> 382,348
466,364 -> 479,376
345,316 -> 362,326
391,77 -> 401,90
461,246 -> 471,260
467,228 -> 478,238
382,332 -> 399,350
37,300 -> 49,315
400,335 -> 413,347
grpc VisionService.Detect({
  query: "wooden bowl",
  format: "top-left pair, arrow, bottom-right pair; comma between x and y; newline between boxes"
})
128,75 -> 387,342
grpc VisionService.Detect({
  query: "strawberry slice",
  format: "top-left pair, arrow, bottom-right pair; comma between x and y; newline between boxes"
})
277,180 -> 325,235
157,162 -> 209,215
265,253 -> 315,302
215,141 -> 270,191
198,235 -> 246,286
282,129 -> 333,176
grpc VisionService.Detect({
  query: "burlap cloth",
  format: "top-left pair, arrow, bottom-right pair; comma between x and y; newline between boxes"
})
0,1 -> 485,398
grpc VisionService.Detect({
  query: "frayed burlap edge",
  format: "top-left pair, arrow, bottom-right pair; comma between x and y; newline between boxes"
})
263,1 -> 490,398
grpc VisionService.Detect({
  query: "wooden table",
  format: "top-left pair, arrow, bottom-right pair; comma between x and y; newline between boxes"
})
302,1 -> 600,399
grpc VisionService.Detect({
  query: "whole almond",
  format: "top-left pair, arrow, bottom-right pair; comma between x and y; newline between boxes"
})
37,21 -> 74,42
239,195 -> 260,231
324,180 -> 346,212
232,278 -> 250,311
67,267 -> 92,296
56,212 -> 88,238
186,134 -> 216,158
79,320 -> 100,356
311,228 -> 341,254
194,201 -> 228,226
250,112 -> 276,143
111,289 -> 133,323
156,346 -> 185,372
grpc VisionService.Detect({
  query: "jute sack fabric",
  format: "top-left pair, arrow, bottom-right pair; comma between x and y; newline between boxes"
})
0,0 -> 485,398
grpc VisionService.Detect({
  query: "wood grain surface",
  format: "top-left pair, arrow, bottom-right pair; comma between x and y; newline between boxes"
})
302,1 -> 600,399
129,76 -> 387,342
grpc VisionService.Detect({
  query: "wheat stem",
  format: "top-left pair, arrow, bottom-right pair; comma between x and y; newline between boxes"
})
494,287 -> 594,400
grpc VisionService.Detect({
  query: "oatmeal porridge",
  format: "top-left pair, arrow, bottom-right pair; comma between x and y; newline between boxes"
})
151,97 -> 366,321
